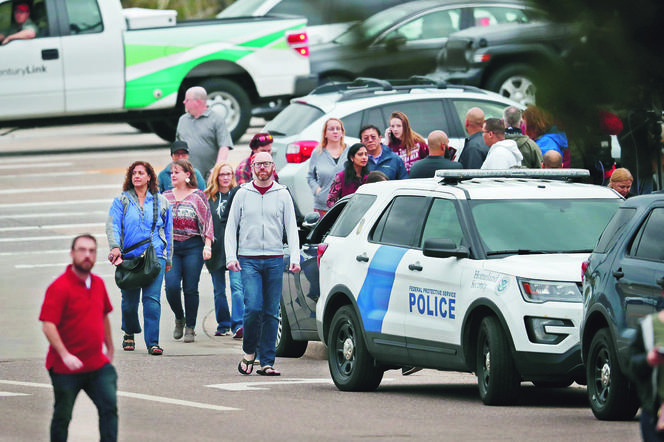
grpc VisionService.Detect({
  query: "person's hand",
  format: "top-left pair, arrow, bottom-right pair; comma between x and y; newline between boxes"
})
61,352 -> 84,371
227,260 -> 241,272
647,347 -> 664,367
289,263 -> 301,273
315,187 -> 321,195
165,265 -> 172,272
108,247 -> 122,266
203,246 -> 212,260
384,127 -> 391,142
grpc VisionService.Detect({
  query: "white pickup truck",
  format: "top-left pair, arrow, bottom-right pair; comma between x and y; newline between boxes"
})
0,0 -> 314,141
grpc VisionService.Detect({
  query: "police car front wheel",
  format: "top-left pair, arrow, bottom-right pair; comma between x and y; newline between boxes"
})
476,316 -> 520,405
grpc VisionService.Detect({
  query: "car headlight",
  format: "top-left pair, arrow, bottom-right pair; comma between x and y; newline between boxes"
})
518,278 -> 582,303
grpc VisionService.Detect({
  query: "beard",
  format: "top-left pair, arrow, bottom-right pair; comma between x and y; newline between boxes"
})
73,258 -> 94,274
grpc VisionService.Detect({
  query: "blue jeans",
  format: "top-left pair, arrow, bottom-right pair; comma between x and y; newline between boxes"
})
640,409 -> 664,442
121,258 -> 165,348
210,267 -> 244,333
165,237 -> 204,328
49,363 -> 117,442
238,256 -> 283,367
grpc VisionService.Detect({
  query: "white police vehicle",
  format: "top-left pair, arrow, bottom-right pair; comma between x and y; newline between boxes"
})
316,169 -> 622,404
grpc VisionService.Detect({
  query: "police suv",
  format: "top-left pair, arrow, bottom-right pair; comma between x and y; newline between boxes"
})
315,169 -> 622,405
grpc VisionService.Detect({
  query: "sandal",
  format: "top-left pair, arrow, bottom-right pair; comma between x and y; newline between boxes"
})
238,356 -> 255,375
256,366 -> 281,376
122,334 -> 135,351
148,345 -> 163,356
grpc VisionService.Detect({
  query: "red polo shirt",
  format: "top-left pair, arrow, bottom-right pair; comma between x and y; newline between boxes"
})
39,265 -> 113,374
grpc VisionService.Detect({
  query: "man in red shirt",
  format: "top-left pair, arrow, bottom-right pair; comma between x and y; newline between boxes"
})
39,234 -> 117,442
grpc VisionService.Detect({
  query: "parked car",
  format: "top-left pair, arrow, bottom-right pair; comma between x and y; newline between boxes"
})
266,77 -> 523,214
431,20 -> 576,106
277,201 -> 350,357
218,0 -> 413,45
309,0 -> 539,84
314,169 -> 621,403
581,192 -> 664,420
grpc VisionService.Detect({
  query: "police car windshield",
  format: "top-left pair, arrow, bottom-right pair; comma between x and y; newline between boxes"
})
469,199 -> 620,256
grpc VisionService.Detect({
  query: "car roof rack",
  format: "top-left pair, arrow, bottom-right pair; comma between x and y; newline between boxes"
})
434,168 -> 590,184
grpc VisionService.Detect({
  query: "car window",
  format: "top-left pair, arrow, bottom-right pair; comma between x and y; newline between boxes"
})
265,102 -> 325,137
341,111 -> 366,140
331,0 -> 405,22
371,196 -> 429,247
309,199 -> 348,244
335,3 -> 418,44
470,199 -> 620,255
450,99 -> 511,129
379,100 -> 445,139
329,194 -> 376,237
65,0 -> 103,35
629,208 -> 664,262
271,0 -> 325,25
384,9 -> 462,42
472,7 -> 530,26
594,207 -> 637,253
420,198 -> 464,247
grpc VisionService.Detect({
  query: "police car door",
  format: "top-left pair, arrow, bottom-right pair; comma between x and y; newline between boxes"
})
399,196 -> 469,365
0,0 -> 65,118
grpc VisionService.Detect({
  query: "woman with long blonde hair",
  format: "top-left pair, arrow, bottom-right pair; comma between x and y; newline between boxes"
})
385,111 -> 428,173
204,162 -> 244,338
306,117 -> 349,215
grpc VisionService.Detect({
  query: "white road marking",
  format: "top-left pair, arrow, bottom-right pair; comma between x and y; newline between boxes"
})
0,249 -> 69,257
0,171 -> 100,179
0,392 -> 29,397
0,162 -> 72,170
207,378 -> 333,391
0,184 -> 118,195
0,199 -> 110,209
0,211 -> 107,220
0,222 -> 104,232
0,380 -> 238,411
0,233 -> 106,242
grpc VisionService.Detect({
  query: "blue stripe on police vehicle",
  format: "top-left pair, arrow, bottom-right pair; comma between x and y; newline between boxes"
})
356,245 -> 408,333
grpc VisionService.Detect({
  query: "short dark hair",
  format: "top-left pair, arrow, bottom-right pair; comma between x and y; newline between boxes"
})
359,125 -> 381,139
71,234 -> 97,250
365,170 -> 388,183
484,118 -> 505,135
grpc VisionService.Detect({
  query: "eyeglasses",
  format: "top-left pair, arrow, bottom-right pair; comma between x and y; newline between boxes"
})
362,135 -> 379,140
255,135 -> 273,143
253,161 -> 273,169
218,172 -> 233,177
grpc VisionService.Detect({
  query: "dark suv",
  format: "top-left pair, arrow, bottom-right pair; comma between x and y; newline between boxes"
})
581,193 -> 664,420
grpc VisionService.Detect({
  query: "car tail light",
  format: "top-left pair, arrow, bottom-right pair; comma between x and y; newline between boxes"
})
473,53 -> 491,63
286,141 -> 317,163
581,260 -> 589,281
317,243 -> 328,268
286,31 -> 309,57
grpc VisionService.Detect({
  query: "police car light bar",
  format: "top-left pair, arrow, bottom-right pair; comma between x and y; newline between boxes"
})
434,169 -> 590,180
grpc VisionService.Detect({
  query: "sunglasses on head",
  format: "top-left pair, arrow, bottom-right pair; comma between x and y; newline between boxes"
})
256,135 -> 273,143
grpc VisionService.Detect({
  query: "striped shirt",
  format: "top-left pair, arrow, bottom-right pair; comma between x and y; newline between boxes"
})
163,189 -> 213,242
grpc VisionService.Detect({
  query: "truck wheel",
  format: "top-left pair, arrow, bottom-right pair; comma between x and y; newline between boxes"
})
276,299 -> 308,358
586,328 -> 639,420
328,305 -> 383,391
486,64 -> 537,106
476,316 -> 520,405
199,78 -> 251,142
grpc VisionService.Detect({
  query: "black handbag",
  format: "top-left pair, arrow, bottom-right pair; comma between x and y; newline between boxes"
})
115,193 -> 161,290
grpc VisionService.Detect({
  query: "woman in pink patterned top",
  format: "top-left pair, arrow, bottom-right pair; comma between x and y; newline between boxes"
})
385,111 -> 429,173
163,159 -> 214,343
327,143 -> 369,208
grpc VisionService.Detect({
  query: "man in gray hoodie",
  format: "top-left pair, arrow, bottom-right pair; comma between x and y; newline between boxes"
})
225,151 -> 301,377
481,118 -> 523,169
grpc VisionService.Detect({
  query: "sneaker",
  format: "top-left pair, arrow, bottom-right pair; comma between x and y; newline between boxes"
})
232,327 -> 243,339
215,329 -> 232,337
183,327 -> 196,343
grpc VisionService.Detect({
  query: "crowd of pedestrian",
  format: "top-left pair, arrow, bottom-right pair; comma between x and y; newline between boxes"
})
40,85 -> 651,440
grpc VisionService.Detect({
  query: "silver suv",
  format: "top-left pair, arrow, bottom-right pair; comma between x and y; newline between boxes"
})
265,77 -> 522,214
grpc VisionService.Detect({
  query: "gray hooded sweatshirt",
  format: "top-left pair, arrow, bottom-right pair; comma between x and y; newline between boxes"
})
481,139 -> 524,169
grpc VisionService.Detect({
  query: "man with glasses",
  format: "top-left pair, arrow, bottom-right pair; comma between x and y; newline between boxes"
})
236,132 -> 278,185
1,2 -> 37,45
39,234 -> 117,441
481,118 -> 523,169
225,151 -> 300,377
360,125 -> 408,180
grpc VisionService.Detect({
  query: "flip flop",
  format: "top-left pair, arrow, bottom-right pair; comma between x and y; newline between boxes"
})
238,357 -> 255,375
257,366 -> 281,376
148,345 -> 163,356
122,334 -> 135,352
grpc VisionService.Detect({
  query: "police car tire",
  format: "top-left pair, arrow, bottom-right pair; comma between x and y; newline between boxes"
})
586,329 -> 639,421
476,316 -> 520,405
327,306 -> 383,392
276,300 -> 308,358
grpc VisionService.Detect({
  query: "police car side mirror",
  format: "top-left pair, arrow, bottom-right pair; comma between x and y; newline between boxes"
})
422,238 -> 469,259
302,212 -> 320,230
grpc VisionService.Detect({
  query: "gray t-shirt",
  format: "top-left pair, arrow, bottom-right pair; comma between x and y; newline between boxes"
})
175,109 -> 233,178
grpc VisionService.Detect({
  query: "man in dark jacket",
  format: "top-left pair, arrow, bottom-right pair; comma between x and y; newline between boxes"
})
409,130 -> 462,178
458,107 -> 489,169
360,125 -> 408,180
